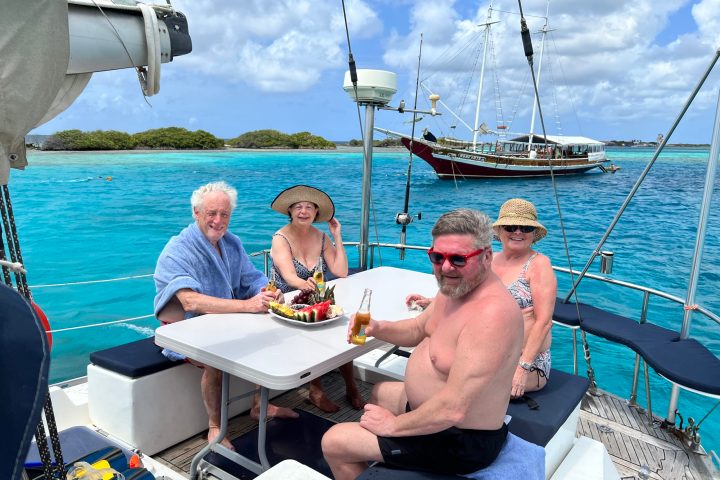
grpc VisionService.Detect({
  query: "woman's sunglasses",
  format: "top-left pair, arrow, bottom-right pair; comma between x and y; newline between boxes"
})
427,248 -> 485,267
502,225 -> 536,234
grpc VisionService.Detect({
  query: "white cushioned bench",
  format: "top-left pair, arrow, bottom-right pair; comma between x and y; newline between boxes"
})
88,337 -> 277,455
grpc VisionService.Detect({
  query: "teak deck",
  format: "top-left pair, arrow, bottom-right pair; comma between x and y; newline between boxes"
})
153,372 -> 715,479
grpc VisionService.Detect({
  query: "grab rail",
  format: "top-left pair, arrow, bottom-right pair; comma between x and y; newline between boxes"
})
251,241 -> 720,328
41,241 -> 720,345
41,239 -> 720,428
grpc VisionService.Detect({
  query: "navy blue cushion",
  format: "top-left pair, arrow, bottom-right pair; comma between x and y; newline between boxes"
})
507,369 -> 588,446
358,464 -> 457,479
638,338 -> 720,395
552,298 -> 583,327
553,300 -> 720,396
554,299 -> 643,345
90,337 -> 180,378
553,299 -> 678,347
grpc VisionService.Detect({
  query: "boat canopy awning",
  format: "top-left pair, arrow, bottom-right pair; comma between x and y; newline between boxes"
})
508,135 -> 604,146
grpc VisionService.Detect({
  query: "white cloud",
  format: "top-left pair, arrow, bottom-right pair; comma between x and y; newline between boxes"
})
693,0 -> 720,47
170,0 -> 382,92
377,0 -> 719,141
31,0 -> 720,142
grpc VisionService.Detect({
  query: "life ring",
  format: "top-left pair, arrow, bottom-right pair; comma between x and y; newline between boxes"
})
31,301 -> 52,348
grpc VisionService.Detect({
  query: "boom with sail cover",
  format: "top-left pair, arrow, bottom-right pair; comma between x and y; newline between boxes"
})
0,0 -> 192,185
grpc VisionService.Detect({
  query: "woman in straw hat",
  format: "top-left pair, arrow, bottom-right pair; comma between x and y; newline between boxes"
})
406,198 -> 556,398
270,185 -> 364,412
491,198 -> 556,398
270,185 -> 348,291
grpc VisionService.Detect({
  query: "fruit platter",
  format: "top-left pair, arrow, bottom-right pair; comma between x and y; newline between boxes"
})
268,285 -> 345,327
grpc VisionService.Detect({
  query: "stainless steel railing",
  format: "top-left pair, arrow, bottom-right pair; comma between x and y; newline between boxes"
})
252,241 -> 720,411
251,241 -> 720,327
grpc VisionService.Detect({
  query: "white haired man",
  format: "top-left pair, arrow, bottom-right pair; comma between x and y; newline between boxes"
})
154,181 -> 298,451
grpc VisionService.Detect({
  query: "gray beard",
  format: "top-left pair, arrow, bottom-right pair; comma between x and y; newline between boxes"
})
436,272 -> 483,299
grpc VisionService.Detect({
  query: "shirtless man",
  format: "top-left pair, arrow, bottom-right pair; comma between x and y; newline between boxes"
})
321,208 -> 524,479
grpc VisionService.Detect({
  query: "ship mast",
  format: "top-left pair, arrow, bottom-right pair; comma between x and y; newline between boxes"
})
471,4 -> 496,150
527,0 -> 550,148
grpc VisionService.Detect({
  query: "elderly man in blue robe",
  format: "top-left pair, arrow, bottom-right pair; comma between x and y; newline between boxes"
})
154,181 -> 298,451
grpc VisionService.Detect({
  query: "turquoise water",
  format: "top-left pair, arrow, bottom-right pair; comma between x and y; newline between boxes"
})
10,146 -> 720,455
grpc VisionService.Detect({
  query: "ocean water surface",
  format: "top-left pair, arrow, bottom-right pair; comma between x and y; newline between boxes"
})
10,146 -> 720,455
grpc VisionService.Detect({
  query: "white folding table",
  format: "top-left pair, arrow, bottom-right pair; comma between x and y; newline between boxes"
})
155,266 -> 437,479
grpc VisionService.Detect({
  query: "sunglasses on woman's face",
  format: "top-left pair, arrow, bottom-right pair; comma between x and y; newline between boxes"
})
427,248 -> 485,267
502,225 -> 536,234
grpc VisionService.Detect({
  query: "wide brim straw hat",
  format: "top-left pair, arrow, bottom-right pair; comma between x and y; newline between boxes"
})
271,185 -> 335,223
492,198 -> 548,242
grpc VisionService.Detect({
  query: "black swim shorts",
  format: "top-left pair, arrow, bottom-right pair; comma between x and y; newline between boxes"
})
376,411 -> 508,475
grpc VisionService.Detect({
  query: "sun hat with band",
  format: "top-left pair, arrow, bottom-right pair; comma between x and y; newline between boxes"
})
271,185 -> 335,223
493,198 -> 547,242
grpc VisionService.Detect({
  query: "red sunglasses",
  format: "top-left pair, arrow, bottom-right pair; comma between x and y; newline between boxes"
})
427,248 -> 485,267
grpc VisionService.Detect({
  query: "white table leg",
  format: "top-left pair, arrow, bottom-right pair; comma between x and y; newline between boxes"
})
189,370 -> 231,479
257,386 -> 271,469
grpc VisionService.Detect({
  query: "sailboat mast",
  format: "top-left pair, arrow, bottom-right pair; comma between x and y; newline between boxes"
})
472,4 -> 494,150
359,104 -> 375,271
527,0 -> 550,148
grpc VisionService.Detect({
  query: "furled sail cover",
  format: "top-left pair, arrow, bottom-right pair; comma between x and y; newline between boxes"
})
0,0 -> 71,185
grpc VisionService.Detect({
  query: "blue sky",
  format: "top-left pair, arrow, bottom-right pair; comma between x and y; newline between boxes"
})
32,0 -> 720,143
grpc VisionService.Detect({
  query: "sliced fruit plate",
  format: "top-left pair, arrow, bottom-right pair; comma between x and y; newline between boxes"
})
268,301 -> 345,327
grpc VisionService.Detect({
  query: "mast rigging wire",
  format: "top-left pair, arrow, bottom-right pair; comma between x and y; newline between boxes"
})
517,0 -> 597,391
398,34 -> 424,259
564,50 -> 720,301
1,186 -> 65,477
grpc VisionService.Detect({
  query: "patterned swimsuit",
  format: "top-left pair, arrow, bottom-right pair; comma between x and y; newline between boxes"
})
506,253 -> 551,379
270,232 -> 328,293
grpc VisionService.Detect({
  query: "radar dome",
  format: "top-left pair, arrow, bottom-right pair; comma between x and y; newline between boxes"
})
343,69 -> 397,105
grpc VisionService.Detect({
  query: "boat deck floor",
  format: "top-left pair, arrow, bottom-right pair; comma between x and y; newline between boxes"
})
153,372 -> 716,479
579,389 -> 715,479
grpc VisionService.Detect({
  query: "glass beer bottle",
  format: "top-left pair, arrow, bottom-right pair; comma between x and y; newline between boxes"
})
351,288 -> 372,345
313,256 -> 325,295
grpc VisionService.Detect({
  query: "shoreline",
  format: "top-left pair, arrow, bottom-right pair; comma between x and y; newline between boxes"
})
26,144 -> 709,155
27,145 -> 410,154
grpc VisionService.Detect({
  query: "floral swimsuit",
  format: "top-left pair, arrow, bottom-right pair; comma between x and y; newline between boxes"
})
270,232 -> 328,293
506,253 -> 551,380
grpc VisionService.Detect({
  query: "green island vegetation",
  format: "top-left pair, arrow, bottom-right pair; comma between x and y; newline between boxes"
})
42,127 -> 223,150
227,129 -> 335,149
347,137 -> 403,147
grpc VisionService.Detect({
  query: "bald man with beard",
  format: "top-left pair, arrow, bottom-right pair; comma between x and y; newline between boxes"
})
322,209 -> 523,479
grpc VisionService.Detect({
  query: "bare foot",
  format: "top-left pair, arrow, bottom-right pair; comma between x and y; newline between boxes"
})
250,402 -> 299,420
309,390 -> 341,413
346,389 -> 366,410
208,426 -> 235,451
